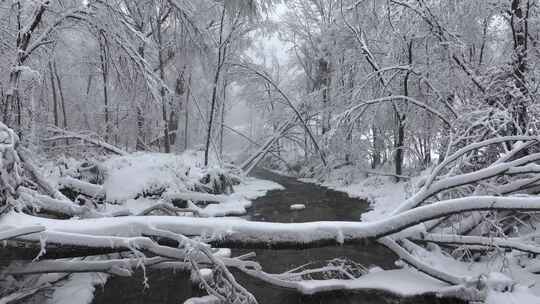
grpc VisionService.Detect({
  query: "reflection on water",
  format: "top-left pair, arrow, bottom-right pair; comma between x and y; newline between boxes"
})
93,169 -> 465,304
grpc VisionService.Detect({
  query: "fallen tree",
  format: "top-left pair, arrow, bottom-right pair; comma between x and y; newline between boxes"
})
3,121 -> 540,303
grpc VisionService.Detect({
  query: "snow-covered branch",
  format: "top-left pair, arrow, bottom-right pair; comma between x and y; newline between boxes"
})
5,195 -> 540,249
44,129 -> 127,155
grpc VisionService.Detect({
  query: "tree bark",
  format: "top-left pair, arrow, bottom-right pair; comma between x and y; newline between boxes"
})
219,79 -> 228,158
53,61 -> 68,145
99,32 -> 110,142
394,40 -> 413,180
510,0 -> 529,135
2,1 -> 48,130
184,75 -> 191,151
48,62 -> 59,129
371,125 -> 381,169
204,6 -> 227,166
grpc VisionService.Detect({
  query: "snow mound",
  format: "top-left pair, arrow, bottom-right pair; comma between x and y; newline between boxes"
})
98,153 -> 282,217
50,272 -> 107,304
197,193 -> 252,217
102,152 -> 204,203
485,272 -> 515,293
198,268 -> 213,280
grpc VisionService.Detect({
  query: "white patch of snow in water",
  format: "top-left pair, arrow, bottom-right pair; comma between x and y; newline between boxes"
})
290,204 -> 305,210
233,177 -> 284,200
183,295 -> 220,304
197,193 -> 253,217
297,178 -> 317,184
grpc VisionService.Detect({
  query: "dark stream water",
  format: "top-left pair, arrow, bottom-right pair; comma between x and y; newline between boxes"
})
92,169 -> 463,304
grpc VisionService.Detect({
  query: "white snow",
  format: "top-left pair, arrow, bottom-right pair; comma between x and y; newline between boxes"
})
233,177 -> 284,199
97,152 -> 283,217
198,268 -> 213,280
183,295 -> 220,304
290,204 -> 305,210
196,193 -> 252,217
102,152 -> 200,203
49,272 -> 108,304
291,269 -> 447,295
486,286 -> 540,304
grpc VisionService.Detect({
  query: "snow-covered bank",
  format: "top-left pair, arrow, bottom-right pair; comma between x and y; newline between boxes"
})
45,152 -> 284,218
234,177 -> 284,200
102,176 -> 283,218
304,173 -> 413,222
301,166 -> 540,303
193,178 -> 284,217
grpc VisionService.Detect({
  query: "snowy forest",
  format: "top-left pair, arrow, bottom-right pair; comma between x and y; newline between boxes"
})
2,0 -> 540,303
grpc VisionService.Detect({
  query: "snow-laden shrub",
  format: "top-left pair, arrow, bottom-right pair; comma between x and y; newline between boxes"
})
199,167 -> 240,195
100,152 -> 205,203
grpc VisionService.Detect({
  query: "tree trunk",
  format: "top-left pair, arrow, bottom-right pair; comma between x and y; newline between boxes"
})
156,11 -> 171,153
99,33 -> 110,142
394,110 -> 405,179
136,41 -> 146,151
168,104 -> 179,148
184,75 -> 191,151
394,40 -> 413,180
48,62 -> 59,129
219,79 -> 228,158
371,125 -> 381,169
53,61 -> 68,145
136,105 -> 146,151
510,0 -> 529,135
318,58 -> 331,135
204,7 -> 227,166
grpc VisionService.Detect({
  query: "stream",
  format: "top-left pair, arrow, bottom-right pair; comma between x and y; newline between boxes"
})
92,169 -> 463,304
